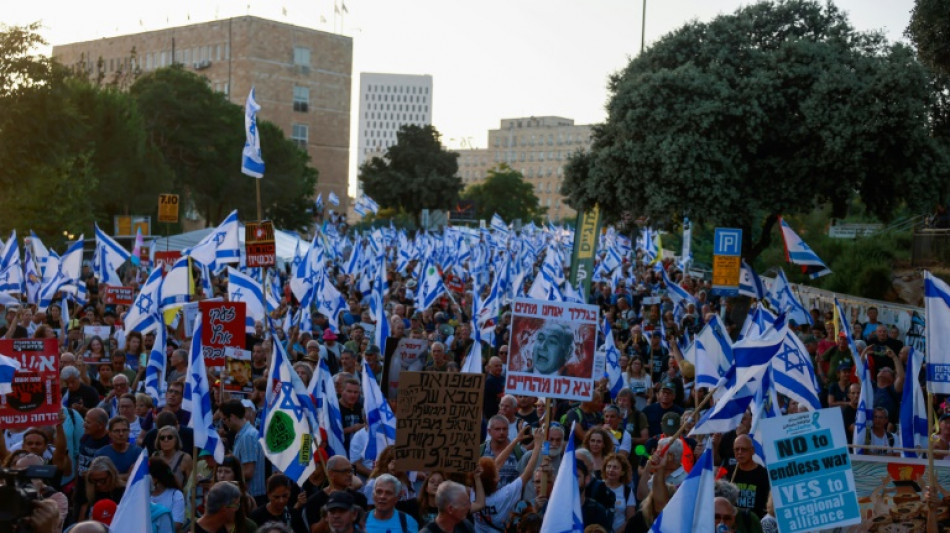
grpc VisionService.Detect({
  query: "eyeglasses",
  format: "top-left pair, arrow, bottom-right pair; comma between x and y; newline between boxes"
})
111,428 -> 130,434
159,435 -> 176,441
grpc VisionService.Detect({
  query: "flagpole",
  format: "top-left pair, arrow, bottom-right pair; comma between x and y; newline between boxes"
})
256,180 -> 263,222
190,444 -> 198,533
928,390 -> 937,524
655,386 -> 718,460
540,398 -> 552,497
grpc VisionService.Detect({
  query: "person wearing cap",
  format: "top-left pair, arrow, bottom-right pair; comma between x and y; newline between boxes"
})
363,345 -> 383,381
297,455 -> 369,533
324,329 -> 343,372
91,499 -> 118,527
725,435 -> 770,519
642,381 -> 684,438
323,490 -> 364,533
822,332 -> 855,383
826,362 -> 853,408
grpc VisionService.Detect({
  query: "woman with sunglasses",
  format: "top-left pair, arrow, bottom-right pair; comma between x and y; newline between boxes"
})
153,426 -> 193,488
78,456 -> 126,522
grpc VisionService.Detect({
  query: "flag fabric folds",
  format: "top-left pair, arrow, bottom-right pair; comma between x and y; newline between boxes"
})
778,216 -> 831,279
227,267 -> 266,333
110,450 -> 151,533
602,320 -> 624,398
925,271 -> 950,394
93,223 -> 131,285
765,268 -> 813,326
328,191 -> 340,206
242,87 -> 265,178
124,267 -> 164,334
771,329 -> 823,411
834,298 -> 873,448
900,347 -> 927,457
738,260 -> 765,300
185,316 -> 225,462
0,352 -> 21,395
539,422 -> 583,533
310,359 -> 346,456
649,447 -> 715,533
361,361 -> 397,462
143,320 -> 167,407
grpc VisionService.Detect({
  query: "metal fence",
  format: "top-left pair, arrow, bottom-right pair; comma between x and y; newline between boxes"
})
912,228 -> 950,267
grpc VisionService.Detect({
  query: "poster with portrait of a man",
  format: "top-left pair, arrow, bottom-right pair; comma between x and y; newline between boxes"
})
505,298 -> 598,402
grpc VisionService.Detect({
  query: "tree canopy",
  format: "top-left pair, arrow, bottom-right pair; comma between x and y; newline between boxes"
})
462,164 -> 546,223
562,0 -> 949,261
358,124 -> 462,214
907,0 -> 950,76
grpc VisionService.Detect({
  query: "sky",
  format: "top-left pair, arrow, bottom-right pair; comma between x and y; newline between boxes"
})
8,1 -> 917,193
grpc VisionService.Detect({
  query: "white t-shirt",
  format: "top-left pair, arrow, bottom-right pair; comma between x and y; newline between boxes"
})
151,488 -> 186,526
624,374 -> 652,411
473,477 -> 523,533
607,483 -> 636,531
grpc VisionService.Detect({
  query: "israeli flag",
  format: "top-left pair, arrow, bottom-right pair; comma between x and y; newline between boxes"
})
373,255 -> 390,354
353,201 -> 369,217
689,315 -> 734,392
765,268 -> 813,326
143,318 -> 167,407
124,267 -> 164,334
184,315 -> 225,462
649,447 -> 715,533
834,298 -> 873,447
602,320 -> 624,399
315,193 -> 323,210
159,256 -> 191,311
490,213 -> 508,233
23,247 -> 40,305
900,347 -> 928,457
779,216 -> 831,279
0,231 -> 23,294
926,271 -> 950,394
241,87 -> 265,178
28,231 -> 50,277
0,352 -> 21,395
110,451 -> 151,533
360,194 -> 380,214
414,260 -> 448,311
261,337 -> 318,486
748,370 -> 779,466
771,329 -> 823,410
316,276 -> 347,333
188,210 -> 242,268
738,260 -> 765,300
93,223 -> 131,286
37,237 -> 84,312
328,191 -> 340,206
539,422 -> 583,533
660,267 -> 698,321
361,361 -> 397,461
227,267 -> 265,333
310,359 -> 346,456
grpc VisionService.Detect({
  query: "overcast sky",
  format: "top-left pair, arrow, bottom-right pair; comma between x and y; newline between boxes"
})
8,1 -> 916,192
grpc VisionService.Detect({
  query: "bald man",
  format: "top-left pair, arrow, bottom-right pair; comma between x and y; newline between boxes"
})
725,434 -> 770,519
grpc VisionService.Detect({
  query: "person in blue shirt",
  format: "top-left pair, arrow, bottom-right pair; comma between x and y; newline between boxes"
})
366,474 -> 419,533
93,416 -> 142,479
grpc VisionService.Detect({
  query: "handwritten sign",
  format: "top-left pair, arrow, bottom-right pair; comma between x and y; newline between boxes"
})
102,285 -> 135,306
395,372 -> 484,473
505,297 -> 598,402
199,301 -> 246,368
0,339 -> 61,429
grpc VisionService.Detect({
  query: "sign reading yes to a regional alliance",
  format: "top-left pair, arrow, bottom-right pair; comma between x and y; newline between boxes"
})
761,408 -> 860,533
505,297 -> 598,402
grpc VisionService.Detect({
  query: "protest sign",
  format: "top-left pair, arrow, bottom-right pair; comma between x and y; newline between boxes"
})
505,297 -> 598,402
199,301 -> 246,368
394,372 -> 484,473
102,285 -> 135,305
851,455 -> 950,529
382,337 -> 428,401
153,251 -> 182,271
761,408 -> 861,533
222,346 -> 253,398
83,325 -> 113,360
0,339 -> 61,429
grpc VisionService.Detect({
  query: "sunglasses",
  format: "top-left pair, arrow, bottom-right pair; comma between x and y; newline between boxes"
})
159,435 -> 176,441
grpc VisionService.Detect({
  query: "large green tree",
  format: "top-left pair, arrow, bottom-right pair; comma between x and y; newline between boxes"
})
462,164 -> 546,223
907,0 -> 950,75
358,124 -> 462,214
563,0 -> 949,261
130,65 -> 317,230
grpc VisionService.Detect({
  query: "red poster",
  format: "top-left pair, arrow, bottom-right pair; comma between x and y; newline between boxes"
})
154,251 -> 182,271
199,301 -> 246,368
0,339 -> 61,429
102,285 -> 135,305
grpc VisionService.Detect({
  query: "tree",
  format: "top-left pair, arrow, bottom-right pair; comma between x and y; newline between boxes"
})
358,124 -> 462,214
462,164 -> 546,222
907,0 -> 950,75
562,0 -> 949,262
130,66 -> 316,230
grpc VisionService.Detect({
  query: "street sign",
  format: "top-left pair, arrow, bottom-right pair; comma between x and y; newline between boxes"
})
158,194 -> 180,223
114,215 -> 150,237
712,227 -> 742,296
245,221 -> 276,268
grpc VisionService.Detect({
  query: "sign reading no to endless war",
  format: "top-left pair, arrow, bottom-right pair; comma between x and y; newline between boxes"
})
395,372 -> 484,473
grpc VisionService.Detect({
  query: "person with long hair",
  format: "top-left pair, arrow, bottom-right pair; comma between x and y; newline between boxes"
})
473,427 -> 543,533
622,358 -> 652,411
78,456 -> 126,522
601,454 -> 636,533
249,474 -> 294,528
214,455 -> 259,516
417,471 -> 445,526
149,457 -> 186,533
152,426 -> 193,488
581,428 -> 615,478
83,335 -> 108,382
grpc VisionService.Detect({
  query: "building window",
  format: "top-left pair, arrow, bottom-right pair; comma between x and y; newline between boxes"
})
293,86 -> 310,112
291,124 -> 308,148
293,47 -> 311,66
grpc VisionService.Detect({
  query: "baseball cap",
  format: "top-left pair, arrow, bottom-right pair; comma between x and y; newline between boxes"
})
940,413 -> 950,423
92,499 -> 118,525
365,345 -> 381,355
838,331 -> 847,339
323,330 -> 338,341
324,491 -> 355,511
660,380 -> 676,392
661,412 -> 681,434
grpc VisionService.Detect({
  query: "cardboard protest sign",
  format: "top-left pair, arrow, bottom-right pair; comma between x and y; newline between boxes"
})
761,408 -> 861,533
851,455 -> 950,529
505,298 -> 598,401
199,301 -> 246,368
395,372 -> 484,473
382,337 -> 428,401
102,285 -> 135,305
0,339 -> 61,429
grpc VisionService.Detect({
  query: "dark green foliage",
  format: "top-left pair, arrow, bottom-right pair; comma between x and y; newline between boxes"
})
462,164 -> 545,223
907,0 -> 950,75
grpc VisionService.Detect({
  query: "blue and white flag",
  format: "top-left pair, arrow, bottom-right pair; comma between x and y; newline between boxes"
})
779,216 -> 831,279
37,237 -> 85,312
748,370 -> 779,466
261,336 -> 318,486
316,276 -> 347,333
738,260 -> 765,300
227,267 -> 265,333
539,422 -> 583,533
309,359 -> 346,456
315,193 -> 324,210
660,267 -> 698,321
0,352 -> 21,395
188,210 -> 242,268
361,361 -> 397,461
110,451 -> 151,533
328,191 -> 340,206
689,315 -> 733,392
28,232 -> 50,277
23,247 -> 40,305
926,271 -> 950,394
359,194 -> 380,215
159,256 -> 191,310
93,223 -> 131,286
185,315 -> 225,462
414,260 -> 448,311
0,231 -> 23,295
143,319 -> 167,407
771,329 -> 823,411
124,267 -> 164,334
834,298 -> 873,447
373,255 -> 390,354
900,346 -> 927,458
241,87 -> 265,178
602,320 -> 624,399
490,214 -> 508,234
649,447 -> 715,533
765,268 -> 813,326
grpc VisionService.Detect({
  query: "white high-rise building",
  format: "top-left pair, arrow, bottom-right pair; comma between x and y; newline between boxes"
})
356,72 -> 433,193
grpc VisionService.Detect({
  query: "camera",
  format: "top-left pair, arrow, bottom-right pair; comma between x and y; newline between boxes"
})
0,465 -> 58,533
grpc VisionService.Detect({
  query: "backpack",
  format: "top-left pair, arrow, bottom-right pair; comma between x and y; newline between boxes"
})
150,502 -> 175,533
559,407 -> 584,427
